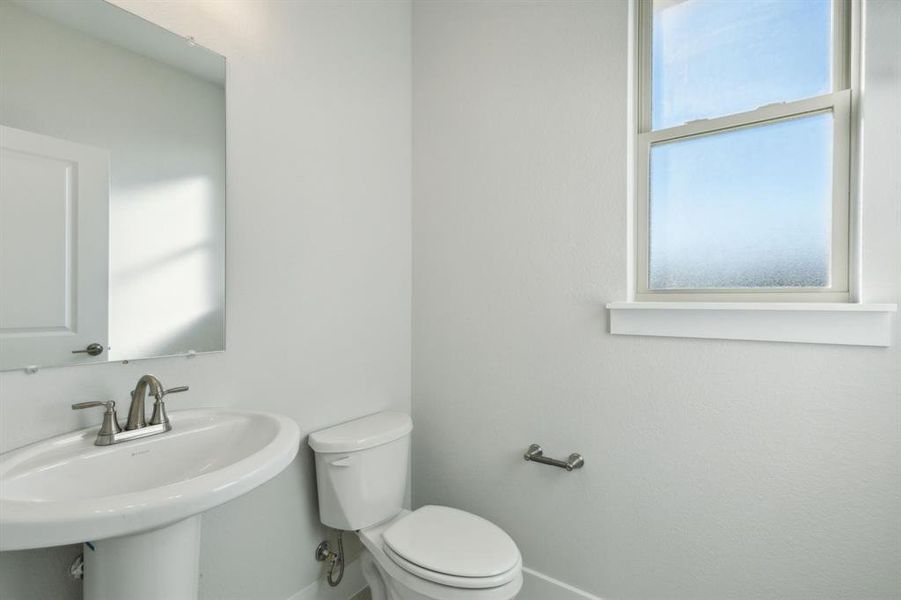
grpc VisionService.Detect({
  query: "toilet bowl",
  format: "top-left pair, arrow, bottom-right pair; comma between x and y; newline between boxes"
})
308,412 -> 522,600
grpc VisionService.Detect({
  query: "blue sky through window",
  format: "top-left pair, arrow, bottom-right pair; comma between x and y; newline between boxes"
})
648,0 -> 835,290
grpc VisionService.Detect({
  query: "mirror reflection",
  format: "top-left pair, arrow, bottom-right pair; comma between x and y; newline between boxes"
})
0,0 -> 226,371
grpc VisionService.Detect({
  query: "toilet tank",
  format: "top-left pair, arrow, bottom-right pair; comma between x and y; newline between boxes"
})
308,411 -> 412,531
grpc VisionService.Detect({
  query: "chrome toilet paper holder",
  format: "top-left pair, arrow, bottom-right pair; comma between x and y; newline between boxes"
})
523,444 -> 584,471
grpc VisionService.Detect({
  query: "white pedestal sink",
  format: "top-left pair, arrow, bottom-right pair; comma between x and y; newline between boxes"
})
0,408 -> 300,600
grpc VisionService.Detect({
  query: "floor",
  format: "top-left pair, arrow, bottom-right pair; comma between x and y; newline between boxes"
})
350,587 -> 371,600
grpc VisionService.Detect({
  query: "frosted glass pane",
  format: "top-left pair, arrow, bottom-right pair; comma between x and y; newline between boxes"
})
648,112 -> 833,290
652,0 -> 833,130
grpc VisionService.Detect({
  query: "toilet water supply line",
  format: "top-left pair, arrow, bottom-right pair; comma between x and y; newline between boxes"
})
328,531 -> 345,586
315,529 -> 345,587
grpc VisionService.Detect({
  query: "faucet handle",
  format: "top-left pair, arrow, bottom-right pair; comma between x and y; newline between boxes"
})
148,386 -> 189,426
72,400 -> 122,437
72,400 -> 115,411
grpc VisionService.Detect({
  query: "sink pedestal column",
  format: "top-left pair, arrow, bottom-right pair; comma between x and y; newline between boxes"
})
83,515 -> 201,600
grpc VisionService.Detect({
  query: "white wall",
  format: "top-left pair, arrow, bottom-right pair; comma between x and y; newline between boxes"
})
412,1 -> 900,599
0,1 -> 411,599
2,1 -> 898,599
0,2 -> 226,361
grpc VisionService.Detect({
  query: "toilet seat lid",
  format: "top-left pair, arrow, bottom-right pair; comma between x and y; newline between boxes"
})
382,505 -> 520,579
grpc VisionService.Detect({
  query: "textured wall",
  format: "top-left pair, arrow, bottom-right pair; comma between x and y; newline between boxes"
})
0,1 -> 411,599
412,1 -> 900,598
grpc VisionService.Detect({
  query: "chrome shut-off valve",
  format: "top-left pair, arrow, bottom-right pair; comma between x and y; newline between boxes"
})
315,531 -> 345,587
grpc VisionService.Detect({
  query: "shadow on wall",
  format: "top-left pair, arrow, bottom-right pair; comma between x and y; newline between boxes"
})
110,175 -> 224,360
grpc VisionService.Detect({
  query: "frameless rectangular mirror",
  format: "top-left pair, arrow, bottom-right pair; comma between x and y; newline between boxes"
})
0,0 -> 225,371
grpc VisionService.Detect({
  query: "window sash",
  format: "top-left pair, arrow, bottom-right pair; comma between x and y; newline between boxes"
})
636,91 -> 851,301
634,0 -> 853,302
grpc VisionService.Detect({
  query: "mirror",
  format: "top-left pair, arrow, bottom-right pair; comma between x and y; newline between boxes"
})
0,0 -> 225,371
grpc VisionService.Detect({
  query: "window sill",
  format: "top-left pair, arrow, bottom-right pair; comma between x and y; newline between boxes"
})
606,302 -> 897,347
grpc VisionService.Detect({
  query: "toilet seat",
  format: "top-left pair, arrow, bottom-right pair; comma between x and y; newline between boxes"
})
358,509 -> 523,600
384,542 -> 521,589
381,505 -> 521,589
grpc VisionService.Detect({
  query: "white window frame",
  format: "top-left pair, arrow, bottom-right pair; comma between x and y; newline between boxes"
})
634,0 -> 854,303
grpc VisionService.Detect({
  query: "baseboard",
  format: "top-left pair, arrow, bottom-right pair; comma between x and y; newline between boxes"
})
520,567 -> 603,600
286,559 -> 598,600
286,558 -> 366,600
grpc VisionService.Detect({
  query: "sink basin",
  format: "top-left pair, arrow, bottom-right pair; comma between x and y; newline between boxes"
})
0,408 -> 300,551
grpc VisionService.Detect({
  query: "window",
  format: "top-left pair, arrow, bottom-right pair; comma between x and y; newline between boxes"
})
635,0 -> 853,302
611,0 -> 897,346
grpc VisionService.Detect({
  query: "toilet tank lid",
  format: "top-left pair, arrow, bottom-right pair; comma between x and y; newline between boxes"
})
308,411 -> 412,453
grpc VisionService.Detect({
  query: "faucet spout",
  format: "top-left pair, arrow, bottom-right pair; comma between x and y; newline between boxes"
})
126,374 -> 163,430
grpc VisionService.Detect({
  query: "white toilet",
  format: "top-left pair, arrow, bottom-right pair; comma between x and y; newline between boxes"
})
309,412 -> 523,600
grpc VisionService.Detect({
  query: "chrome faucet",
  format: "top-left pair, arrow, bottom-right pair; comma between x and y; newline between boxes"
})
126,374 -> 163,429
72,374 -> 189,446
